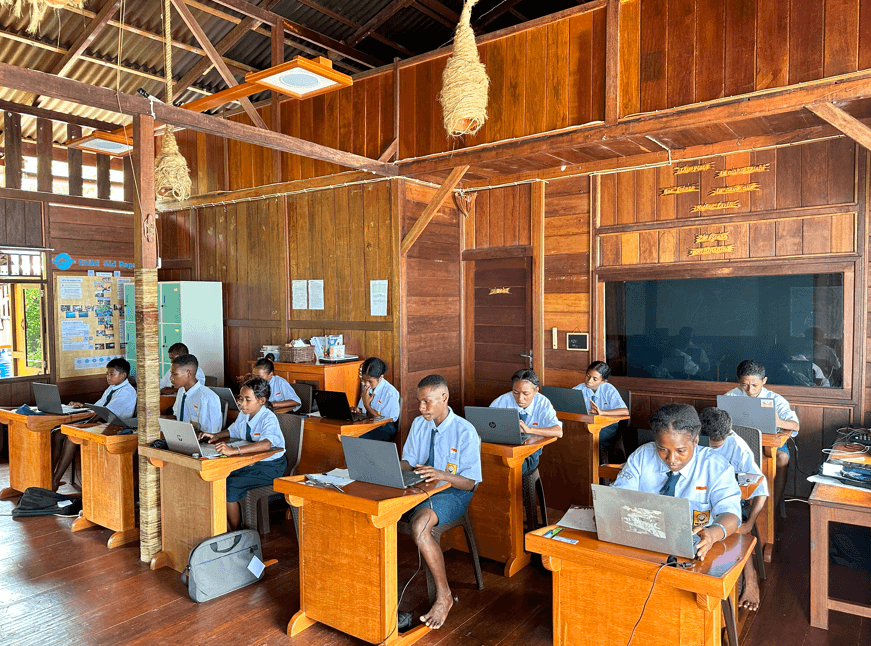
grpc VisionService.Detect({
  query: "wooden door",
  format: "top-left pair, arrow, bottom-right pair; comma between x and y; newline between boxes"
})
471,257 -> 533,406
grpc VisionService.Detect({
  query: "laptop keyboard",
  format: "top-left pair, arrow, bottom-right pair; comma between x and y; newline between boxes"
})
402,471 -> 425,487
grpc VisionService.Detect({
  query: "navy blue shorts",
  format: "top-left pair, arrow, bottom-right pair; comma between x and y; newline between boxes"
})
404,488 -> 473,527
225,454 -> 287,503
522,449 -> 541,475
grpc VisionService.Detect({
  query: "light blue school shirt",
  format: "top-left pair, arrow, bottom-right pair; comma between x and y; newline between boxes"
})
489,392 -> 562,429
268,375 -> 300,411
357,377 -> 400,422
613,443 -> 742,527
95,380 -> 137,419
228,406 -> 285,462
724,386 -> 800,429
173,381 -> 222,434
709,432 -> 769,499
572,382 -> 626,412
403,407 -> 482,484
160,366 -> 205,389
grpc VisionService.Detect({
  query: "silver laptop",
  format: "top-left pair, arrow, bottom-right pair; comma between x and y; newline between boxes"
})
86,404 -> 137,429
209,386 -> 239,412
32,383 -> 79,415
159,418 -> 251,459
716,395 -> 779,434
464,406 -> 531,445
341,436 -> 425,489
540,386 -> 589,415
591,484 -> 702,559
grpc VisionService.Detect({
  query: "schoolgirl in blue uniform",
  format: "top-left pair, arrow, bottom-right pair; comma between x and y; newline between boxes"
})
253,358 -> 301,412
354,357 -> 401,441
573,361 -> 629,461
199,377 -> 287,530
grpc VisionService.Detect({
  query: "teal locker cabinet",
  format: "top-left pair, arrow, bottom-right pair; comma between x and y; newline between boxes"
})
123,281 -> 224,385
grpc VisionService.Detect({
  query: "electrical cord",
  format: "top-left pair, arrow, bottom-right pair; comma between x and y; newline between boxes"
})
625,562 -> 668,646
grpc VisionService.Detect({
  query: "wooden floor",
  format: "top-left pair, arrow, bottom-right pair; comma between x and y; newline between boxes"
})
0,459 -> 869,646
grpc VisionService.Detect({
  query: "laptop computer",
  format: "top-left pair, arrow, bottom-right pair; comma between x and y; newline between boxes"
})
209,386 -> 239,412
591,484 -> 701,559
318,355 -> 360,364
540,386 -> 589,415
32,383 -> 80,415
315,390 -> 368,422
158,418 -> 251,459
86,404 -> 137,429
464,406 -> 531,445
716,395 -> 779,434
341,436 -> 425,489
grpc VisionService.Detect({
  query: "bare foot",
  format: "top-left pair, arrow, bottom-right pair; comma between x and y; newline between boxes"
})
420,594 -> 453,630
739,565 -> 760,612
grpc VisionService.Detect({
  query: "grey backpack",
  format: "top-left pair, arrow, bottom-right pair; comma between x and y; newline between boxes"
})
181,529 -> 265,603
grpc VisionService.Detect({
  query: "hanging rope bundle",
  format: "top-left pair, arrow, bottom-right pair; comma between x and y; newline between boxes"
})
153,0 -> 191,202
437,0 -> 489,137
1,0 -> 83,34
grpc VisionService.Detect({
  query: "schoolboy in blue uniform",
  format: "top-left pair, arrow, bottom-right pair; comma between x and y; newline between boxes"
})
612,403 -> 742,561
573,361 -> 629,461
171,354 -> 222,434
252,358 -> 301,412
490,369 -> 562,474
199,377 -> 286,530
700,407 -> 767,612
53,358 -> 137,490
354,357 -> 401,441
159,342 -> 205,394
401,374 -> 481,631
724,359 -> 799,514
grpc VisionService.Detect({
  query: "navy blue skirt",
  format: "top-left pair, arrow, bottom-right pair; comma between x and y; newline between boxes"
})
225,454 -> 287,503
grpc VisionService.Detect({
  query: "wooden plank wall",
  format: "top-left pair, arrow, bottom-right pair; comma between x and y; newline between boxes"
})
471,184 -> 533,250
0,199 -> 42,248
619,0 -> 871,118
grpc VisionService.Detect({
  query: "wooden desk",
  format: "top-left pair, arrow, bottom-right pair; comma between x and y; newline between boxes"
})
159,394 -> 175,413
61,422 -> 139,548
275,475 -> 450,645
541,412 -> 630,509
809,445 -> 871,629
443,436 -> 557,577
140,446 -> 279,572
248,359 -> 364,404
757,431 -> 790,562
295,416 -> 391,474
526,525 -> 755,646
0,408 -> 93,499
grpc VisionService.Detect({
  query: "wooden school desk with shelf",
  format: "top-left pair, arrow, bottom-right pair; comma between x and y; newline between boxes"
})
247,359 -> 363,405
295,416 -> 392,474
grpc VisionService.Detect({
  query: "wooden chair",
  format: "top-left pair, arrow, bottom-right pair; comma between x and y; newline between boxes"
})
396,484 -> 484,603
241,414 -> 305,534
523,468 -> 548,530
731,424 -> 767,580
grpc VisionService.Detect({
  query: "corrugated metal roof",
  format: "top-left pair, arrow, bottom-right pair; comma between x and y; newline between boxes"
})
0,0 -> 575,143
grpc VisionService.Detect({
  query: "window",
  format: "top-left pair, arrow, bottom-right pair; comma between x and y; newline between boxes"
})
605,273 -> 844,388
0,248 -> 48,378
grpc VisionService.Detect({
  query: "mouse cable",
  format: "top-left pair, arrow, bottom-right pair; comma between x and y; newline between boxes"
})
625,562 -> 667,646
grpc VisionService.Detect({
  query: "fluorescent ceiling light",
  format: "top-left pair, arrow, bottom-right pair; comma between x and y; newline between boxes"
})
246,56 -> 352,99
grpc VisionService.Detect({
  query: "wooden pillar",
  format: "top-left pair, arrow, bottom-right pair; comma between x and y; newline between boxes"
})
531,180 -> 545,381
96,153 -> 111,200
36,118 -> 53,193
132,114 -> 161,564
67,124 -> 83,196
4,111 -> 22,190
271,19 -> 283,181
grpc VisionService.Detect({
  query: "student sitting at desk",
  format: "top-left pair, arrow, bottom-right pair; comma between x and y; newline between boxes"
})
353,357 -> 400,441
700,407 -> 768,612
199,377 -> 286,530
171,354 -> 222,434
572,360 -> 629,462
401,374 -> 481,630
51,358 -> 137,491
612,403 -> 742,561
252,358 -> 301,412
490,369 -> 562,474
724,359 -> 799,518
159,343 -> 205,394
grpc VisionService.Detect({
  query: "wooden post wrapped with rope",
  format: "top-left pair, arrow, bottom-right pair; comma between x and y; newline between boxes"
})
131,114 -> 162,563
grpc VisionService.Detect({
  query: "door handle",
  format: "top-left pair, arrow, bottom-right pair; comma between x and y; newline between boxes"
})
519,354 -> 532,359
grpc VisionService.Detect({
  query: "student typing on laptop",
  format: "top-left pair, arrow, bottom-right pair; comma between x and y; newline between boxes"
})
171,354 -> 222,434
198,377 -> 286,530
399,374 -> 481,631
611,404 -> 742,561
723,359 -> 799,517
51,358 -> 137,491
159,342 -> 206,394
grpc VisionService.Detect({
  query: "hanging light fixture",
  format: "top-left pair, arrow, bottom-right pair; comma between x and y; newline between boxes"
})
65,131 -> 133,156
246,56 -> 352,100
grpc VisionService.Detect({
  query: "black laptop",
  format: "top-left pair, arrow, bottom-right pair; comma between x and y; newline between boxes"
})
315,390 -> 368,422
540,386 -> 589,415
86,404 -> 137,429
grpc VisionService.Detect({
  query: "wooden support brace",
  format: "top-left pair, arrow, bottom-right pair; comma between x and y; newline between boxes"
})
399,165 -> 469,255
806,102 -> 871,151
378,138 -> 398,162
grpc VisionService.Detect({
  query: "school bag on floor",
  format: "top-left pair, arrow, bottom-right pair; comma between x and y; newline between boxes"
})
181,529 -> 266,603
11,487 -> 82,518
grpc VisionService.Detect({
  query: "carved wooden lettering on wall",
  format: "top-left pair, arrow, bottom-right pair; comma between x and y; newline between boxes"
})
489,287 -> 511,295
688,231 -> 736,256
674,163 -> 712,175
716,163 -> 771,177
659,184 -> 699,196
708,183 -> 761,196
690,201 -> 741,213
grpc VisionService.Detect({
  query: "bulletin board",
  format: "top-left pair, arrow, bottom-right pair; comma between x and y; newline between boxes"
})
54,273 -> 131,378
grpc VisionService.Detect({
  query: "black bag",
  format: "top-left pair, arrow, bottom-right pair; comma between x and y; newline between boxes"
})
180,529 -> 266,603
12,487 -> 82,518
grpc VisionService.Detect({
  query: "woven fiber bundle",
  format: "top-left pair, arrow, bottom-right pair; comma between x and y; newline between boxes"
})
0,0 -> 83,34
438,0 -> 489,137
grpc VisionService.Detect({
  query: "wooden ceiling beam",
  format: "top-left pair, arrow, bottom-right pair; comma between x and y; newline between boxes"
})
478,0 -> 525,28
346,0 -> 413,48
51,0 -> 120,80
293,0 -> 414,56
805,102 -> 871,151
411,1 -> 455,29
169,0 -> 267,129
0,62 -> 397,177
415,0 -> 460,26
0,99 -> 119,131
